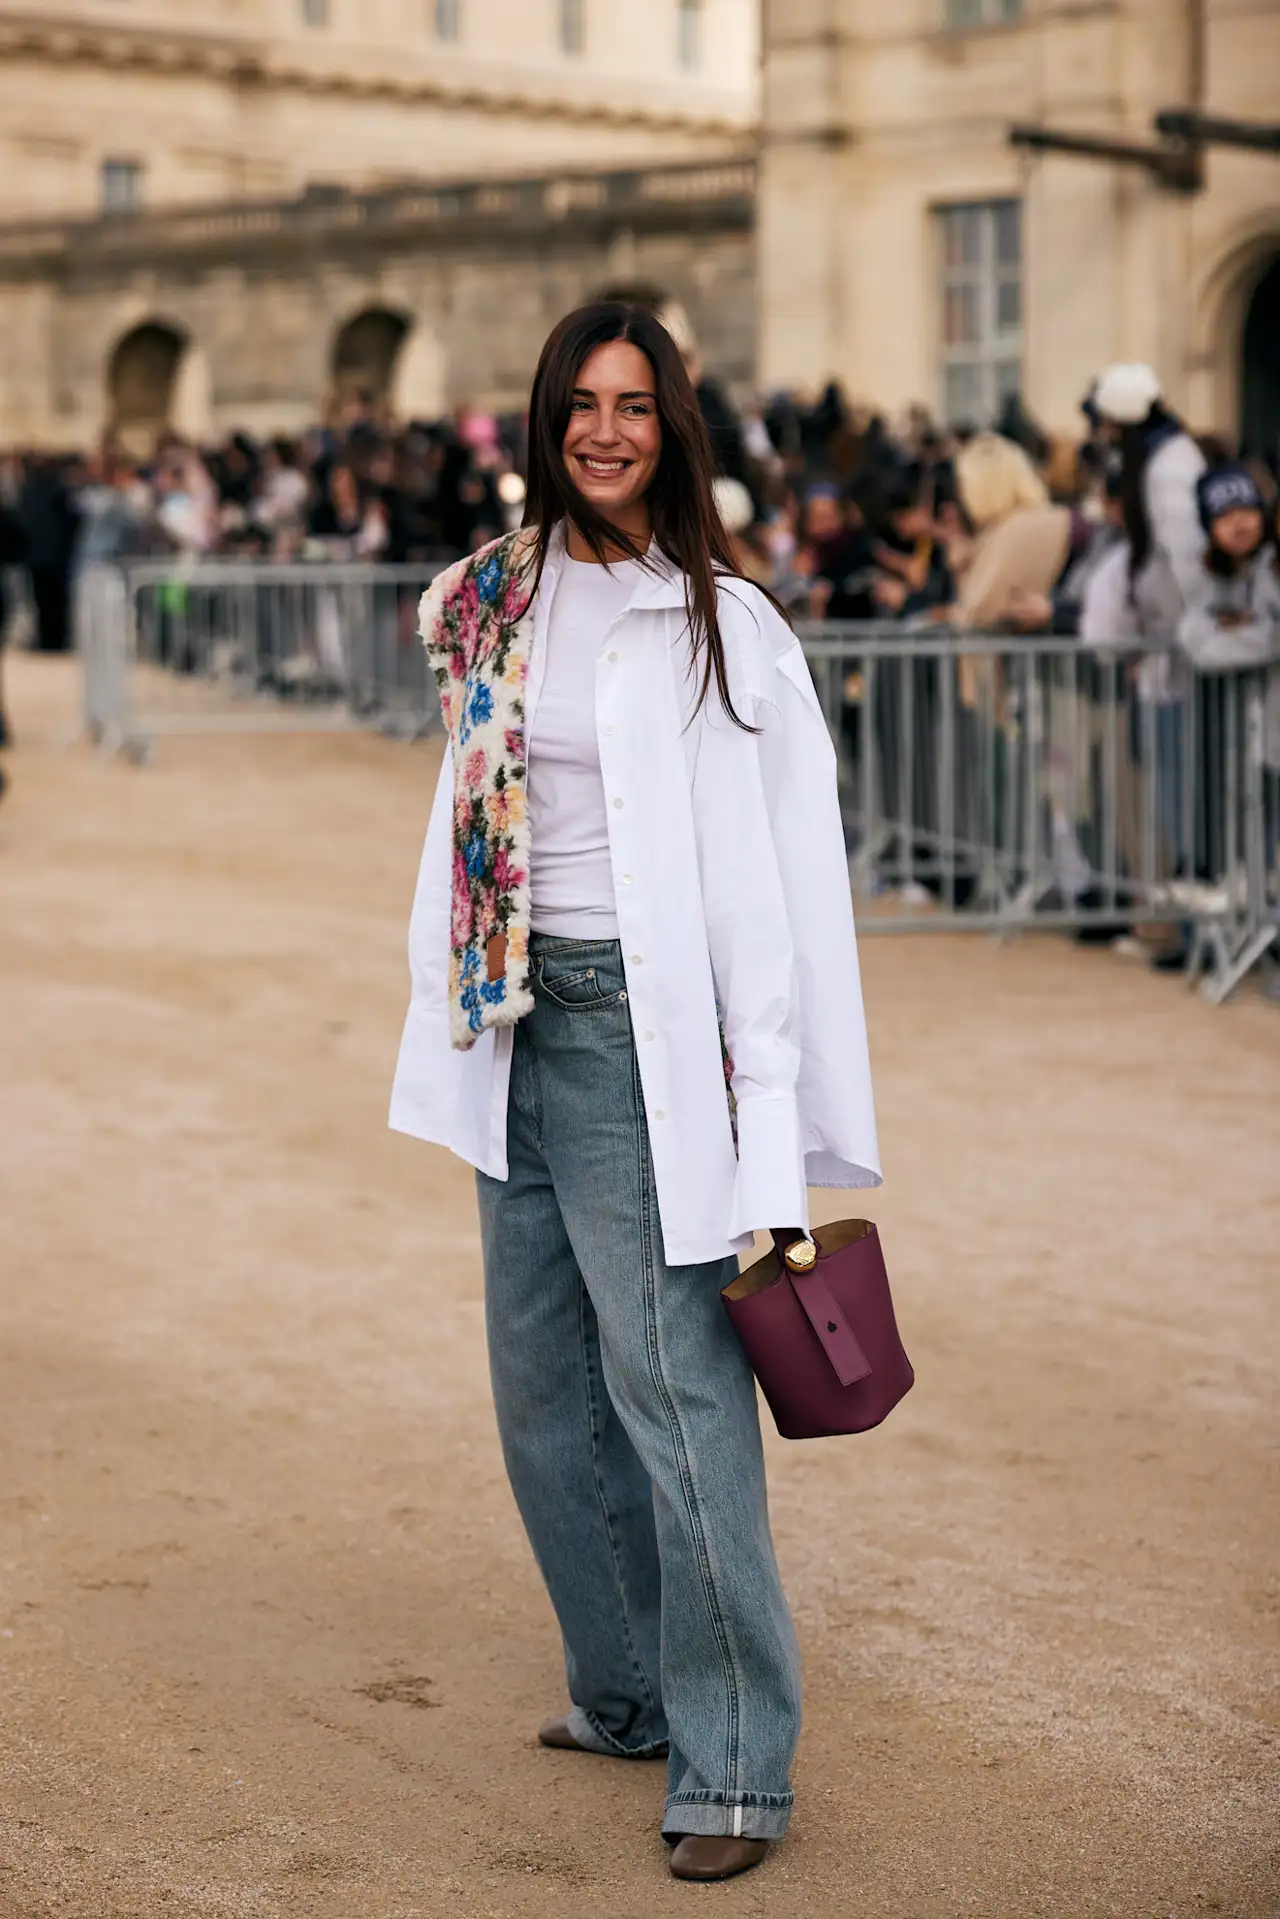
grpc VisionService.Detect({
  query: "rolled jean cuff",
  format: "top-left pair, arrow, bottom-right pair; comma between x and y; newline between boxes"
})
662,1790 -> 794,1841
566,1706 -> 668,1760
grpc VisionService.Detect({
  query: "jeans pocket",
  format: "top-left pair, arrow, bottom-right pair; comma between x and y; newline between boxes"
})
535,959 -> 627,1011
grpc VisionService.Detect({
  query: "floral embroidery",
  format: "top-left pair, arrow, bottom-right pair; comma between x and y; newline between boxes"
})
716,998 -> 738,1148
419,530 -> 539,1050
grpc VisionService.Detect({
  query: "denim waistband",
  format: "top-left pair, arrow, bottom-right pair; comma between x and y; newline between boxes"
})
529,932 -> 623,958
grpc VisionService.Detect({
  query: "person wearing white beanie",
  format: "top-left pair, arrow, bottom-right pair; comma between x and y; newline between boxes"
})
1081,363 -> 1207,900
1084,363 -> 1205,610
1091,362 -> 1164,428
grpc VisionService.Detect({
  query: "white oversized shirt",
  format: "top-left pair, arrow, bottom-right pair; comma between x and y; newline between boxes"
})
389,527 -> 881,1265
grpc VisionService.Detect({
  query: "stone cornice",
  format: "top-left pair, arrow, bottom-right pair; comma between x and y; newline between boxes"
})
0,159 -> 757,281
0,7 -> 753,136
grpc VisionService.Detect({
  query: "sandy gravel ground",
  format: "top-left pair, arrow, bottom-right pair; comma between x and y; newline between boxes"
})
1,652 -> 1277,1919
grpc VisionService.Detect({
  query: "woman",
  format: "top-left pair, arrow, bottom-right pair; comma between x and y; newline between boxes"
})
307,459 -> 388,560
1179,462 -> 1280,665
390,303 -> 880,1882
1081,366 -> 1206,898
797,481 -> 878,621
1177,464 -> 1280,890
948,430 -> 1075,632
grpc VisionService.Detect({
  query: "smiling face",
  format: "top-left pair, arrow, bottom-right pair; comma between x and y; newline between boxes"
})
1211,505 -> 1264,560
561,339 -> 662,535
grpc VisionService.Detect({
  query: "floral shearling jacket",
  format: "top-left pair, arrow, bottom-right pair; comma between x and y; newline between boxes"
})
419,528 -> 540,1049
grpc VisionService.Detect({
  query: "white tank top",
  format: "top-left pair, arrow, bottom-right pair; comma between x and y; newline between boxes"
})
528,555 -> 644,938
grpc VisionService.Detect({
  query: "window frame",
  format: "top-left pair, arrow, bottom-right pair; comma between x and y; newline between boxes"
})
677,0 -> 701,70
100,157 -> 143,214
942,0 -> 1022,30
560,0 -> 585,56
935,197 -> 1023,429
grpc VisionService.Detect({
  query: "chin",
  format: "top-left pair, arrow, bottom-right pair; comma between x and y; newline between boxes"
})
577,485 -> 643,515
584,487 -> 639,509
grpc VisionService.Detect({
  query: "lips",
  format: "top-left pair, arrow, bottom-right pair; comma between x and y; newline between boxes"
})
576,456 -> 631,477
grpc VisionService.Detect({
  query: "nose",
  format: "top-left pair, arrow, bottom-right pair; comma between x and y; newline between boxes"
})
585,405 -> 623,447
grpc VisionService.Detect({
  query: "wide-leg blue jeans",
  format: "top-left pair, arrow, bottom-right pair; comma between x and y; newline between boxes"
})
476,934 -> 801,1840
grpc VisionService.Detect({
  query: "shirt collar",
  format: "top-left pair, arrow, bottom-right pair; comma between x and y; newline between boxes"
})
542,517 -> 689,612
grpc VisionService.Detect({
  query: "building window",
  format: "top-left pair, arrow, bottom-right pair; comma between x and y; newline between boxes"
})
433,0 -> 460,37
101,158 -> 143,213
943,0 -> 1021,27
300,0 -> 329,24
560,0 -> 585,55
937,199 -> 1022,427
677,0 -> 701,69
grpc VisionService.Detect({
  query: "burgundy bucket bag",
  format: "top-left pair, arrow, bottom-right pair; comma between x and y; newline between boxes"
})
721,1221 -> 913,1440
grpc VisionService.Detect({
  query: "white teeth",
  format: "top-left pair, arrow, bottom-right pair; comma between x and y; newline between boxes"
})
581,458 -> 627,473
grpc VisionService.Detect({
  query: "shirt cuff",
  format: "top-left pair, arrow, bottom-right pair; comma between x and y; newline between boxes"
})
728,1091 -> 810,1241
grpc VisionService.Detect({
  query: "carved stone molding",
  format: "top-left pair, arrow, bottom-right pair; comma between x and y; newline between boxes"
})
0,8 -> 748,135
0,160 -> 758,282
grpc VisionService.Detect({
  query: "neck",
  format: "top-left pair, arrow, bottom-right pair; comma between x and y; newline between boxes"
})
565,501 -> 651,563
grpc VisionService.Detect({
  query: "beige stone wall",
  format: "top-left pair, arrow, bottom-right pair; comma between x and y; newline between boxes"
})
0,163 -> 757,445
759,0 -> 1280,440
0,0 -> 759,220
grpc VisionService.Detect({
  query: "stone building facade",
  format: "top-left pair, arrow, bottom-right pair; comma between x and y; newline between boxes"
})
3,1 -> 1278,453
759,0 -> 1280,448
0,0 -> 757,445
0,0 -> 757,217
0,162 -> 756,446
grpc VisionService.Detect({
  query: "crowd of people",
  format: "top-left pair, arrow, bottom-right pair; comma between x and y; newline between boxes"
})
2,352 -> 1278,946
1,366 -> 1276,648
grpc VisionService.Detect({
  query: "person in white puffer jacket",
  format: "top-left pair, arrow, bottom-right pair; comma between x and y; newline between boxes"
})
1081,365 -> 1207,884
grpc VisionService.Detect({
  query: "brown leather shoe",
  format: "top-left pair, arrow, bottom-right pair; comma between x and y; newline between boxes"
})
537,1716 -> 587,1750
668,1835 -> 769,1881
538,1716 -> 668,1758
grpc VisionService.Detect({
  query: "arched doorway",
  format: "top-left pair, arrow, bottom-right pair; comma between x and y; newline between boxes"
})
107,321 -> 188,452
331,308 -> 409,421
1240,254 -> 1280,464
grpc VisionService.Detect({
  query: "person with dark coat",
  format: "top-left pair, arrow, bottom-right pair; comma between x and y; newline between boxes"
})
18,456 -> 80,653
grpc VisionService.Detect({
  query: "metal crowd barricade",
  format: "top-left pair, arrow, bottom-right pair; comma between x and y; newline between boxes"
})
74,572 -> 1276,999
797,622 -> 1277,996
79,559 -> 443,757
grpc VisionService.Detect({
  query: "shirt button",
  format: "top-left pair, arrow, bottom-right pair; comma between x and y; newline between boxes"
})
613,797 -> 623,809
643,1030 -> 655,1042
630,953 -> 643,964
654,1109 -> 666,1122
604,723 -> 616,736
622,873 -> 633,885
607,650 -> 618,662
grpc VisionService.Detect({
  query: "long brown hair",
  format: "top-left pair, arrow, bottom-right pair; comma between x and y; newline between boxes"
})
522,300 -> 770,729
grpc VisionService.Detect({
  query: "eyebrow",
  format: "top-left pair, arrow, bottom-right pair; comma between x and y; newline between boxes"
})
572,386 -> 656,401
